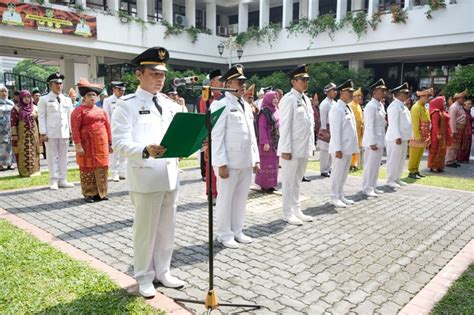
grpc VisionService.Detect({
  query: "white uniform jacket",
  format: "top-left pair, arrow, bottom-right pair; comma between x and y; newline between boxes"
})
211,92 -> 259,169
38,91 -> 72,139
362,98 -> 387,148
328,99 -> 359,155
112,87 -> 182,193
102,94 -> 118,125
386,98 -> 412,141
277,88 -> 315,158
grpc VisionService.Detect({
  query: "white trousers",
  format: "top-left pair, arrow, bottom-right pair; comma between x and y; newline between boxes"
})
320,149 -> 332,174
386,140 -> 407,184
109,152 -> 127,177
130,189 -> 178,285
330,154 -> 351,200
361,146 -> 383,193
281,157 -> 308,218
45,138 -> 69,184
215,167 -> 252,242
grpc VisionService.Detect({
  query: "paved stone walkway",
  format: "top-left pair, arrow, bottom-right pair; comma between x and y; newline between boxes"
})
0,166 -> 473,314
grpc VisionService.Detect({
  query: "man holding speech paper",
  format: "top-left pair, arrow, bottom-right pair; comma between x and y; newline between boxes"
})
112,47 -> 185,298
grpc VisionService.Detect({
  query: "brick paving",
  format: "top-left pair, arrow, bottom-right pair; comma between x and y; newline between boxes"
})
0,163 -> 473,314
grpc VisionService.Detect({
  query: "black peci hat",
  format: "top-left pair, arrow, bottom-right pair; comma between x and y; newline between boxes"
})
368,78 -> 387,90
47,72 -> 65,83
391,82 -> 410,94
288,64 -> 310,79
220,64 -> 246,82
209,69 -> 222,80
132,47 -> 169,71
336,79 -> 355,92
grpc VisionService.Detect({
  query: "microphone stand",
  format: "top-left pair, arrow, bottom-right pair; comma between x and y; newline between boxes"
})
173,85 -> 261,314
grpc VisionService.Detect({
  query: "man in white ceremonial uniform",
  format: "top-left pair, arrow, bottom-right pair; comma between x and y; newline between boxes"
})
328,80 -> 359,208
361,79 -> 387,197
38,72 -> 74,190
385,82 -> 412,189
111,47 -> 184,298
318,83 -> 337,177
277,65 -> 315,225
212,64 -> 260,249
103,81 -> 127,182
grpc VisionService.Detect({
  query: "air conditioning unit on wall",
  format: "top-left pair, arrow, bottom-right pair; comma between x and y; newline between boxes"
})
217,26 -> 228,36
174,14 -> 187,26
228,24 -> 238,35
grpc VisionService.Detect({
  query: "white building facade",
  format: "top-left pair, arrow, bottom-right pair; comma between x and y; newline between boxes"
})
0,0 -> 473,91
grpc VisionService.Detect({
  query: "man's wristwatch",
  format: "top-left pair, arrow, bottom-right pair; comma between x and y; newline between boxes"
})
142,147 -> 150,159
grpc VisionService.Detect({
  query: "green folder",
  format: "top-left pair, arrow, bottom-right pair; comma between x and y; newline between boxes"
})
158,106 -> 225,158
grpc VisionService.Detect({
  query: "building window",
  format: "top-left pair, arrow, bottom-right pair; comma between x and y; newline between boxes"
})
86,0 -> 107,10
120,0 -> 137,16
148,0 -> 163,22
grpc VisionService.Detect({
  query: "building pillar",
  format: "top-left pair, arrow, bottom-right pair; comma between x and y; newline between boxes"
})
162,0 -> 173,25
299,0 -> 309,19
308,0 -> 319,19
60,58 -> 75,93
106,0 -> 120,12
185,0 -> 196,27
238,2 -> 249,33
205,0 -> 216,34
336,0 -> 348,22
137,0 -> 148,20
368,0 -> 379,17
349,60 -> 365,72
86,55 -> 103,85
282,0 -> 293,27
259,0 -> 270,29
404,0 -> 413,10
352,0 -> 365,11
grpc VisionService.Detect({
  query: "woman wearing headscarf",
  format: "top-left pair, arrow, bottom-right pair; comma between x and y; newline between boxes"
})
428,96 -> 452,172
10,90 -> 41,177
71,79 -> 112,203
0,85 -> 15,170
255,91 -> 280,192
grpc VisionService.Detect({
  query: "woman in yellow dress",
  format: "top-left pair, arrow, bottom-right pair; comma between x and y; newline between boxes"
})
349,88 -> 364,171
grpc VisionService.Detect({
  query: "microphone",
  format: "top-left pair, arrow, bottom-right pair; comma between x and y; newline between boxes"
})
172,76 -> 198,87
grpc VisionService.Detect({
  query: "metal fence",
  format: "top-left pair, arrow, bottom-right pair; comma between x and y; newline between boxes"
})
3,72 -> 49,94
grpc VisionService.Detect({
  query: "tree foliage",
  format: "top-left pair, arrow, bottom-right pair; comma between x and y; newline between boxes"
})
443,65 -> 474,98
12,59 -> 60,82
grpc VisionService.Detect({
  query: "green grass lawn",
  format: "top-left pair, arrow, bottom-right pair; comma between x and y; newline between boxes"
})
431,263 -> 474,315
0,219 -> 162,314
0,168 -> 81,191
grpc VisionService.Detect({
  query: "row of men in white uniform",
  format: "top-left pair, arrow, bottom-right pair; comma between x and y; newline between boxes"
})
318,78 -> 413,210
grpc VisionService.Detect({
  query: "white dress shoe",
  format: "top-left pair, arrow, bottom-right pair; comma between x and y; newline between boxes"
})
295,212 -> 313,222
386,182 -> 401,189
340,196 -> 355,205
50,183 -> 59,190
112,175 -> 120,182
283,215 -> 303,226
155,273 -> 185,289
235,234 -> 253,244
58,181 -> 74,188
330,199 -> 347,208
396,179 -> 408,186
138,283 -> 156,298
362,190 -> 378,197
374,188 -> 384,194
220,239 -> 239,249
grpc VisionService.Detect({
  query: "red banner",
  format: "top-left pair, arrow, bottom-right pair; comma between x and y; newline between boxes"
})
0,0 -> 97,38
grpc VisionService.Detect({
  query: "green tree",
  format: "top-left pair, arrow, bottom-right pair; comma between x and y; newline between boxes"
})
12,59 -> 60,82
247,71 -> 291,95
443,65 -> 474,98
